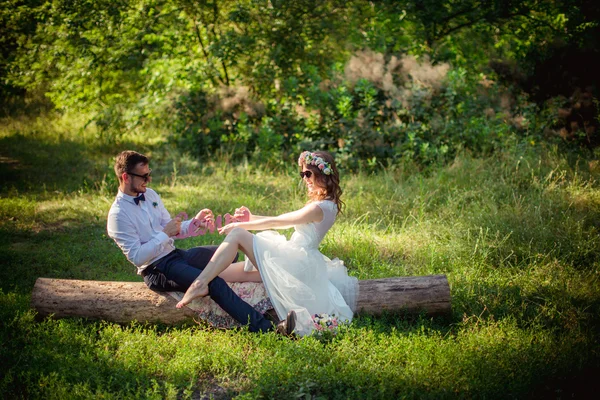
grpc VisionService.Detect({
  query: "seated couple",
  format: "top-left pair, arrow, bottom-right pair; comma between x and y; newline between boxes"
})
107,150 -> 358,337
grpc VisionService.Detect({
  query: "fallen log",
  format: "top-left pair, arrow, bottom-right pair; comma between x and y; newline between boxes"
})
31,275 -> 451,324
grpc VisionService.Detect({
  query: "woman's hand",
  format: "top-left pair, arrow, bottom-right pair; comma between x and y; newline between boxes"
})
234,206 -> 252,222
219,222 -> 239,235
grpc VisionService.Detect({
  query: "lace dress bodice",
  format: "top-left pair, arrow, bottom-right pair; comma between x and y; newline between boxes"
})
290,200 -> 337,250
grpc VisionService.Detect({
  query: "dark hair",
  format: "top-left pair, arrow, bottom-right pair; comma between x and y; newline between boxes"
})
114,151 -> 149,183
300,151 -> 345,214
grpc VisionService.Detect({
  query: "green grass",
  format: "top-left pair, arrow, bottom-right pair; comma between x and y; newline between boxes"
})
1,113 -> 599,398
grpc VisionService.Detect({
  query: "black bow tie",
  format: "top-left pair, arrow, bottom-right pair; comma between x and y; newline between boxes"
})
133,193 -> 145,205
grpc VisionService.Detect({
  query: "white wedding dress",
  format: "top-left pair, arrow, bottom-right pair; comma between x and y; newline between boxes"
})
244,200 -> 358,336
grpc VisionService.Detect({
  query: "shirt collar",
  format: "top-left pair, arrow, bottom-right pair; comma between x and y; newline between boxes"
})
117,189 -> 143,205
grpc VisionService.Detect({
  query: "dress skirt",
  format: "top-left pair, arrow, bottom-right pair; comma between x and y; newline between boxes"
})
247,229 -> 358,336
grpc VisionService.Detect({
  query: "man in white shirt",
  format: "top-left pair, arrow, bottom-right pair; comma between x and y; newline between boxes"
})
107,150 -> 295,334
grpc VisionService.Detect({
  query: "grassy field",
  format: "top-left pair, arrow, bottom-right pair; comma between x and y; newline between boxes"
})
1,113 -> 599,399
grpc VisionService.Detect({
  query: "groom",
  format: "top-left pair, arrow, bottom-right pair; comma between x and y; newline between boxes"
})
106,150 -> 295,335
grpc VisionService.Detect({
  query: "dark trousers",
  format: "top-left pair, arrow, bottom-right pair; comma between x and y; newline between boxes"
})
142,246 -> 273,333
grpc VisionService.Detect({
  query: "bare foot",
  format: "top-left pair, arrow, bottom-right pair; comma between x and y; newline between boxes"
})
176,280 -> 209,308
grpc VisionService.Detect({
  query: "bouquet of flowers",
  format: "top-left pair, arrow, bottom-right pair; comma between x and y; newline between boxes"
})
312,313 -> 339,336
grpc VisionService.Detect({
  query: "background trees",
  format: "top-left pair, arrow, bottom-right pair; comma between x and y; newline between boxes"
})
2,0 -> 598,167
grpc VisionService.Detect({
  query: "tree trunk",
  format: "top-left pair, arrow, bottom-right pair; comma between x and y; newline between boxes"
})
356,275 -> 451,316
31,275 -> 451,324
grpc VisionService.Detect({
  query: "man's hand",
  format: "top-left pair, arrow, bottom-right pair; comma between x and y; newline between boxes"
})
163,217 -> 182,237
194,208 -> 215,233
195,208 -> 214,223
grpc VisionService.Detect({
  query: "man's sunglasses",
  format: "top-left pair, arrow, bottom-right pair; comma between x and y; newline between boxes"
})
128,169 -> 152,182
299,171 -> 313,179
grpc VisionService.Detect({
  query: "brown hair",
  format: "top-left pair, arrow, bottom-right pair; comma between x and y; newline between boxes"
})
114,151 -> 149,183
300,151 -> 345,214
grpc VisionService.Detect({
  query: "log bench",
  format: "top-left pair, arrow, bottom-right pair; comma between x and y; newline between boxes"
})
31,275 -> 451,324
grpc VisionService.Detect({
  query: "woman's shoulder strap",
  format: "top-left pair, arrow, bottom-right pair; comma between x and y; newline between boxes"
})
316,199 -> 337,213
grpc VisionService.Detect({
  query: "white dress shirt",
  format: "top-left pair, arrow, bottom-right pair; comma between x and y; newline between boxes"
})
107,188 -> 193,274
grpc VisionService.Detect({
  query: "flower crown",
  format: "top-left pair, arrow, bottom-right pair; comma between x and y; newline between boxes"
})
298,151 -> 333,175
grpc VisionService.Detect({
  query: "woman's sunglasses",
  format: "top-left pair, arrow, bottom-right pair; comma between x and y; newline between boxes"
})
299,171 -> 313,179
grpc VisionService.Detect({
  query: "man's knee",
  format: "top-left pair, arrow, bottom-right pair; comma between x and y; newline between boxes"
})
187,245 -> 239,266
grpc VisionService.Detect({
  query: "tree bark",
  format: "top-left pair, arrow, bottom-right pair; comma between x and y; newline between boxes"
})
31,275 -> 451,324
356,275 -> 451,316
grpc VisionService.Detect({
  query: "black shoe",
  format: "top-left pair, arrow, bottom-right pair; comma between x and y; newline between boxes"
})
276,310 -> 296,336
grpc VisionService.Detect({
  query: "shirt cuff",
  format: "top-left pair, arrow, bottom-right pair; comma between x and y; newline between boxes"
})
155,231 -> 171,244
175,219 -> 192,239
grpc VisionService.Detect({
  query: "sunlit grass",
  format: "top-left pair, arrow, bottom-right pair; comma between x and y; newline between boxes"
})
1,114 -> 599,398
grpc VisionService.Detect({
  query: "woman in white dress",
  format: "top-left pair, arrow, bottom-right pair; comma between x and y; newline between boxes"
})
176,151 -> 358,336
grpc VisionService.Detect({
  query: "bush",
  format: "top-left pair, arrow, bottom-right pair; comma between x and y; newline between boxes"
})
169,51 -> 538,172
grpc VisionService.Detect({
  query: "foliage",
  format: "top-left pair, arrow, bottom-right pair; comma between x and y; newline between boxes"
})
3,0 -> 598,165
7,0 -> 359,136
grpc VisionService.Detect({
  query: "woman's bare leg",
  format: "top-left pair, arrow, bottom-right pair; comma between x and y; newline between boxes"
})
218,261 -> 263,283
176,228 -> 258,308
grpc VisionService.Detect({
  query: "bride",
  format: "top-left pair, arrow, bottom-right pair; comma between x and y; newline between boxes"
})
176,151 -> 358,336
